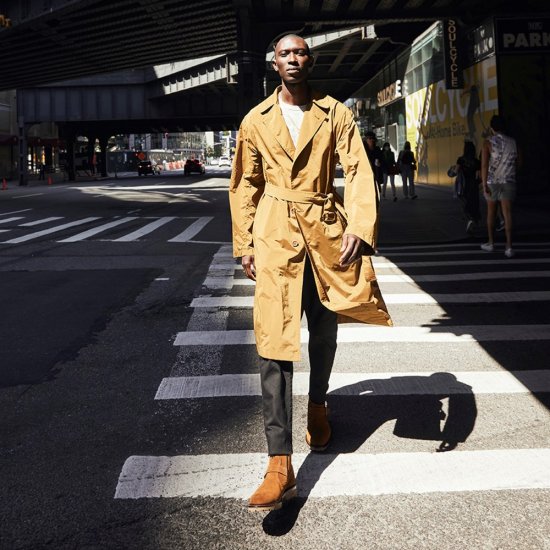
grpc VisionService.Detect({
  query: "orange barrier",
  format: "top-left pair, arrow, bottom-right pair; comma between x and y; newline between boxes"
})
47,176 -> 53,185
1,178 -> 7,190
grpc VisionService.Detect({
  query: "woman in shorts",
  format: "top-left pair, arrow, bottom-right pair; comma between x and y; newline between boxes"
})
480,115 -> 519,258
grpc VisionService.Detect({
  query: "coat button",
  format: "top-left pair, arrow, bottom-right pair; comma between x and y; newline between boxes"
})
292,240 -> 299,247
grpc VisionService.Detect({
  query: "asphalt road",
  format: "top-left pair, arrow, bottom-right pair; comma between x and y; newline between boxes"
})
1,170 -> 550,549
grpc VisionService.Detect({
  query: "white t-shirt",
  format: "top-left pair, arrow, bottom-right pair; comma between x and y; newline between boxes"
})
279,93 -> 308,146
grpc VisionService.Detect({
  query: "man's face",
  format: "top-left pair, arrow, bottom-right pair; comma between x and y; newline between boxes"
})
366,137 -> 376,150
272,36 -> 312,84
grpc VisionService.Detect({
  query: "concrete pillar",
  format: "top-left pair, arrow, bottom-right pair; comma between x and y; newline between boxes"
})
98,136 -> 109,178
18,117 -> 28,186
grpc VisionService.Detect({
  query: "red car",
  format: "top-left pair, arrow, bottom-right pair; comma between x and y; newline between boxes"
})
184,159 -> 206,176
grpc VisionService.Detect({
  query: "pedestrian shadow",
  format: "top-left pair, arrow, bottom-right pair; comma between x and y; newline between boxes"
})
262,372 -> 477,535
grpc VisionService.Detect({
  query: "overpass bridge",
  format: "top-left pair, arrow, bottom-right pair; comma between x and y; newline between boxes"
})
1,0 -> 547,183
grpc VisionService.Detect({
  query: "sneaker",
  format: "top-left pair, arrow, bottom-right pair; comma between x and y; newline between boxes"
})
466,220 -> 474,233
480,242 -> 494,252
505,248 -> 515,258
393,196 -> 397,202
411,194 -> 418,200
496,219 -> 505,232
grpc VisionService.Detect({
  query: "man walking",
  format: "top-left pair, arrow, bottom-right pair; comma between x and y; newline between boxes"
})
229,34 -> 392,512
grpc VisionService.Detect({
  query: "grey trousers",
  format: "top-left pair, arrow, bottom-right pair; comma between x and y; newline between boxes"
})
260,257 -> 338,455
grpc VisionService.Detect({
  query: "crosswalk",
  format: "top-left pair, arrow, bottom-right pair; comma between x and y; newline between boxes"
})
115,242 -> 550,504
0,209 -> 215,244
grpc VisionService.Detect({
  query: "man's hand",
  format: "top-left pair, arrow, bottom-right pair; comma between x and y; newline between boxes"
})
242,255 -> 256,281
339,234 -> 364,267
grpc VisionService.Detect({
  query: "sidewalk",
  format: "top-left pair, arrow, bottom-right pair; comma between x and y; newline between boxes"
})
376,183 -> 550,246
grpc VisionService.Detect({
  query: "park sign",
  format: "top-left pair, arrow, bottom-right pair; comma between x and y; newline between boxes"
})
496,18 -> 550,54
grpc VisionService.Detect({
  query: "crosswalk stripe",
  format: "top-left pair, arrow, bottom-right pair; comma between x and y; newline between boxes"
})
19,217 -> 64,227
168,216 -> 214,242
0,208 -> 32,216
114,449 -> 550,499
377,242 -> 550,251
0,217 -> 24,224
374,258 -> 550,268
173,325 -> 550,346
1,217 -> 101,244
154,371 -> 550,399
111,216 -> 177,241
378,248 -> 550,257
190,291 -> 550,308
230,270 -> 550,285
57,217 -> 138,242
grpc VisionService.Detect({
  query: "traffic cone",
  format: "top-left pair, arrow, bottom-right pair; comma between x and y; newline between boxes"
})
1,178 -> 7,190
47,175 -> 52,185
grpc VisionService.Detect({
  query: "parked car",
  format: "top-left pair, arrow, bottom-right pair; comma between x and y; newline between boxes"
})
184,158 -> 206,176
218,155 -> 232,167
137,160 -> 154,176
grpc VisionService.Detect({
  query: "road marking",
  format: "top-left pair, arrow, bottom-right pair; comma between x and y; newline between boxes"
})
1,217 -> 101,244
377,242 -> 550,251
111,216 -> 177,241
12,193 -> 43,199
0,217 -> 24,224
173,325 -> 550,347
190,291 -> 550,308
20,217 -> 64,227
155,277 -> 170,281
168,216 -> 214,242
154,370 -> 550,400
229,270 -> 550,285
114,448 -> 550,499
57,217 -> 138,242
0,208 -> 32,216
380,249 -> 550,257
374,258 -> 550,269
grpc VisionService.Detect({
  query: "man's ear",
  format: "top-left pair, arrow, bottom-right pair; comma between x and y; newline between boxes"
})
308,55 -> 315,69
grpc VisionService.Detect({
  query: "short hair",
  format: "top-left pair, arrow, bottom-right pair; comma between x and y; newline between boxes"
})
272,33 -> 311,55
463,140 -> 476,158
490,115 -> 506,133
365,131 -> 376,139
404,141 -> 411,150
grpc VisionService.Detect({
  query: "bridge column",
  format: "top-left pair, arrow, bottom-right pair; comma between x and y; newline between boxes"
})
86,135 -> 97,176
17,117 -> 28,186
98,135 -> 109,178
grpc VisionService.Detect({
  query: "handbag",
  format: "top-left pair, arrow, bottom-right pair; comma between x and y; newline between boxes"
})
447,165 -> 458,178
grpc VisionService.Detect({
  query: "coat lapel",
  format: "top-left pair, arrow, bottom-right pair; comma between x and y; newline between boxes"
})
259,89 -> 295,162
293,95 -> 330,163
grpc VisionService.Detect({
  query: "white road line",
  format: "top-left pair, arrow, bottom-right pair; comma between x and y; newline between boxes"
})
19,217 -> 64,227
229,270 -> 550,285
0,217 -> 24,224
1,217 -> 101,244
190,291 -> 550,308
155,370 -> 550,400
173,325 -> 550,346
168,216 -> 214,242
111,217 -> 177,241
374,258 -> 550,269
114,448 -> 550,499
13,193 -> 43,199
379,248 -> 550,257
0,229 -> 9,233
57,217 -> 138,242
377,242 -> 550,251
0,208 -> 32,216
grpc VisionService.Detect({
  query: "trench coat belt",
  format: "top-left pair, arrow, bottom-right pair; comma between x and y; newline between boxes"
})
264,183 -> 337,222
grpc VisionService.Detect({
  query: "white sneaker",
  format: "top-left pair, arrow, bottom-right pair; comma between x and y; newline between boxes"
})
505,248 -> 515,258
466,220 -> 474,233
480,243 -> 494,252
496,220 -> 505,232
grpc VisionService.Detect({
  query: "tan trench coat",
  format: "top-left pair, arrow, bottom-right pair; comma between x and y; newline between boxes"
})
229,87 -> 392,361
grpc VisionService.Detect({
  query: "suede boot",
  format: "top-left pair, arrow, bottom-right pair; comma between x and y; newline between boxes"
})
306,400 -> 331,451
248,455 -> 297,512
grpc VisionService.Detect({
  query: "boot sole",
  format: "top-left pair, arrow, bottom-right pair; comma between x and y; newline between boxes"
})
305,434 -> 330,452
247,485 -> 297,512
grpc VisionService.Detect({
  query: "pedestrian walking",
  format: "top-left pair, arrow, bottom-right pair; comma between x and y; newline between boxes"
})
455,141 -> 481,233
229,33 -> 392,512
363,131 -> 384,192
381,142 -> 398,201
480,115 -> 519,258
398,141 -> 418,199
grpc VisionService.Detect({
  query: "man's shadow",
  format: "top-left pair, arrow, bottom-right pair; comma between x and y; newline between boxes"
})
263,372 -> 477,535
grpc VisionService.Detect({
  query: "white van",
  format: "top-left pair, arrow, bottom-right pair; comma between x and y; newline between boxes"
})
218,156 -> 232,167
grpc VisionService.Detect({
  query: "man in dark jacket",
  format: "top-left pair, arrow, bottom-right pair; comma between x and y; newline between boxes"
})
363,131 -> 384,191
